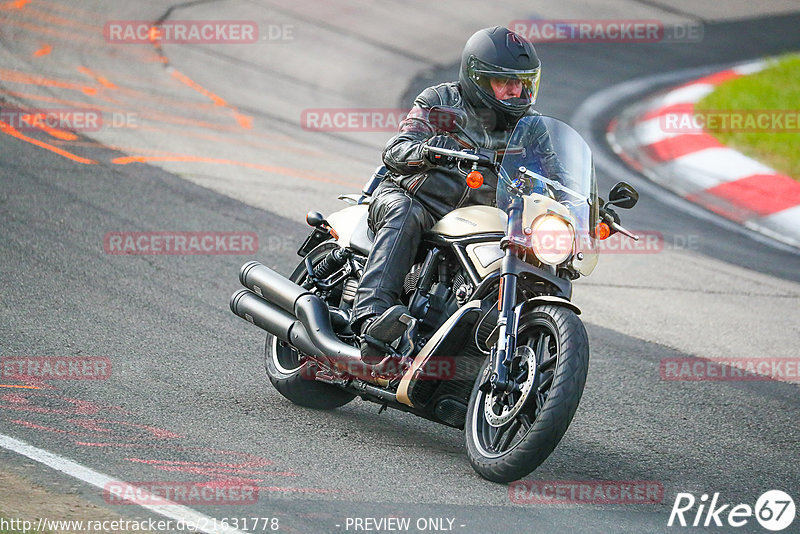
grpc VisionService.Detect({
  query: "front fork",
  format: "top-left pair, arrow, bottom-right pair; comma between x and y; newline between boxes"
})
490,264 -> 519,393
483,196 -> 526,395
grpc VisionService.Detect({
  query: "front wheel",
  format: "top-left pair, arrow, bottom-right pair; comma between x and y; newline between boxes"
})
465,305 -> 590,483
264,242 -> 356,410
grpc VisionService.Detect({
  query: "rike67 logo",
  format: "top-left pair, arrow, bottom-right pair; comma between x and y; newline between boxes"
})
669,490 -> 795,531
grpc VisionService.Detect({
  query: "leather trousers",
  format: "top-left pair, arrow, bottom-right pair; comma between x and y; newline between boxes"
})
352,182 -> 435,330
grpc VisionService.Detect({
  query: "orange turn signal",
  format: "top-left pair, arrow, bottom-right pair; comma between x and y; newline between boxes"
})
497,278 -> 504,310
466,170 -> 484,189
324,224 -> 339,240
595,222 -> 611,240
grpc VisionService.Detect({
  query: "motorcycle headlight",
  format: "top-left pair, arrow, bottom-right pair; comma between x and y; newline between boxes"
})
531,215 -> 575,265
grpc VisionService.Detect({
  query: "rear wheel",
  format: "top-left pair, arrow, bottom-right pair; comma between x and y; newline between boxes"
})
465,304 -> 589,482
264,242 -> 356,409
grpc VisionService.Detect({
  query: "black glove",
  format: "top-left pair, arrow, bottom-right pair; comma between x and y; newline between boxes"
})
424,135 -> 461,166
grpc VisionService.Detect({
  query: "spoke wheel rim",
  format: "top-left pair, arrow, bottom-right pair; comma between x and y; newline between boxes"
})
270,336 -> 304,374
471,317 -> 560,459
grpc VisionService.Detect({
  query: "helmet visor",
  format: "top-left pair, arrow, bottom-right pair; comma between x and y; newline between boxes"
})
467,56 -> 541,107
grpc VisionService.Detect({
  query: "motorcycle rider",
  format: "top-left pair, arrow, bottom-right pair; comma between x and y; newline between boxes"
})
353,26 -> 556,362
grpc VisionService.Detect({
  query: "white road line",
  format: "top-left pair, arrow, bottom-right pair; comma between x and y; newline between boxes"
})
760,205 -> 800,236
656,147 -> 776,191
0,433 -> 250,534
632,115 -> 681,146
733,59 -> 769,75
658,83 -> 714,106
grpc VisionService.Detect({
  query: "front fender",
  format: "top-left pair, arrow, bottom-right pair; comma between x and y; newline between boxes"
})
485,296 -> 580,349
520,295 -> 581,316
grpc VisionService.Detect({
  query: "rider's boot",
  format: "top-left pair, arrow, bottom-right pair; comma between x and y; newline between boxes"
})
359,305 -> 410,364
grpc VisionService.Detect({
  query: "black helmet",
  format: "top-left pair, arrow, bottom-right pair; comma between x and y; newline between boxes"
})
459,26 -> 541,129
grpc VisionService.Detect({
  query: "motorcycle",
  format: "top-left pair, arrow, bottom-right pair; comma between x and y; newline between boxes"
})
230,108 -> 639,482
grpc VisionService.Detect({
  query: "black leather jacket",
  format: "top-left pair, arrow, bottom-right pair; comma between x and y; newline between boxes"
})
382,82 -> 542,219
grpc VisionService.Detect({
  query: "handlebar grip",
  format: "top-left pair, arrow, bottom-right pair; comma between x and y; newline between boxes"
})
423,143 -> 485,162
424,144 -> 463,158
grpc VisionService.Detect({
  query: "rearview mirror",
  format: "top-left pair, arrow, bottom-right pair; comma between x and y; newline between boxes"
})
428,105 -> 468,133
607,181 -> 639,209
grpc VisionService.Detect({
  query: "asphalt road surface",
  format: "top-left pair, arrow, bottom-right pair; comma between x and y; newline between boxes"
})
1,1 -> 799,533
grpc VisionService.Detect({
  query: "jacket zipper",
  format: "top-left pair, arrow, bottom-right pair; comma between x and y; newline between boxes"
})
409,173 -> 427,194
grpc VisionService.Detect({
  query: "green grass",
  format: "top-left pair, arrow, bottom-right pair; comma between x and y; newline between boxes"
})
695,53 -> 800,180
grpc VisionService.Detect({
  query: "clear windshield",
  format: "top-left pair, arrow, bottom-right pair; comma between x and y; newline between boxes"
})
497,115 -> 599,275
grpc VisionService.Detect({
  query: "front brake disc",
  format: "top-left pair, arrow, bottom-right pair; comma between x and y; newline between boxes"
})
483,345 -> 537,427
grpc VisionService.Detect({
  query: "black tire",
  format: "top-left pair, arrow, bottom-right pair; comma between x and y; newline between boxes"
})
264,242 -> 356,410
465,304 -> 590,483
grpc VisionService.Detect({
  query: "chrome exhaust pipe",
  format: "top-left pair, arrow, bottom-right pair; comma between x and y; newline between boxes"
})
232,262 -> 362,368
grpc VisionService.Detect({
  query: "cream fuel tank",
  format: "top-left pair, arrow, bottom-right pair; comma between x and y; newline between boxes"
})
326,193 -> 597,281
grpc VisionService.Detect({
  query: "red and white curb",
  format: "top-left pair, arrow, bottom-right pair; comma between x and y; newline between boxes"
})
607,59 -> 800,249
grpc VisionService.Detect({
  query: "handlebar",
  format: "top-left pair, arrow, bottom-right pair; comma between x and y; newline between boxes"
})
601,209 -> 640,241
423,144 -> 481,161
422,144 -> 495,168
